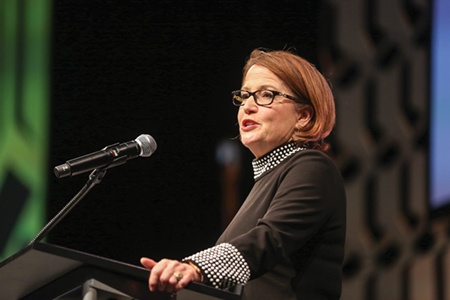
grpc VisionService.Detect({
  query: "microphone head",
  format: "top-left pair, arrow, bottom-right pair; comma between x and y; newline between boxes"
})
135,134 -> 157,157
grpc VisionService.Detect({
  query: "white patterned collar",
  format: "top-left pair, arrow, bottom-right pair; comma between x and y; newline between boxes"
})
252,141 -> 306,180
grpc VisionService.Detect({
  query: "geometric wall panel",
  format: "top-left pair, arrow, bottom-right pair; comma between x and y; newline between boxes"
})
318,0 -> 438,299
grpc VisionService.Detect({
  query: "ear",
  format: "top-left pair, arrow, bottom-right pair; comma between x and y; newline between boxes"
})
295,105 -> 314,130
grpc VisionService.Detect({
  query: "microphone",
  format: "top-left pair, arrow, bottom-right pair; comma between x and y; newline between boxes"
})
54,134 -> 157,178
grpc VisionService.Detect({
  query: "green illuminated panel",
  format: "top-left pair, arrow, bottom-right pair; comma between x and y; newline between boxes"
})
0,0 -> 51,260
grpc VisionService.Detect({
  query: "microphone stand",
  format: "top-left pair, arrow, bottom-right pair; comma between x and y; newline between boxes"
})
29,168 -> 108,245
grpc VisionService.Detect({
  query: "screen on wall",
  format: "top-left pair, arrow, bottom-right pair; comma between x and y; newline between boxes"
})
429,0 -> 450,217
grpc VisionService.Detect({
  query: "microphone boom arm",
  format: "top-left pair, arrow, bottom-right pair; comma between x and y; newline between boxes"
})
29,167 -> 108,245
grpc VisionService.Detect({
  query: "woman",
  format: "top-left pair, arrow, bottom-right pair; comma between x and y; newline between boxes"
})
141,48 -> 346,300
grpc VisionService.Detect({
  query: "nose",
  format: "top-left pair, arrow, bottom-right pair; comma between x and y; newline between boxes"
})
241,95 -> 258,114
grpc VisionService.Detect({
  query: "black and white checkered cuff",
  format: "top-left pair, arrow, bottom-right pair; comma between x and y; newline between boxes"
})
182,243 -> 251,289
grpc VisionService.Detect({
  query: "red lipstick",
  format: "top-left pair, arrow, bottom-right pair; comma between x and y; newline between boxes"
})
241,119 -> 259,131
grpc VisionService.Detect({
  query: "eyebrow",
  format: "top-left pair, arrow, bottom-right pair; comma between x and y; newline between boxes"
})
241,84 -> 278,91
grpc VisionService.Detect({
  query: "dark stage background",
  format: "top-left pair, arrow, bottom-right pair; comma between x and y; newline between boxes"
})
47,0 -> 321,265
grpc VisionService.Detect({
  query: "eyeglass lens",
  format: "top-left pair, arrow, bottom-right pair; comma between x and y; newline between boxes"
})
232,90 -> 275,106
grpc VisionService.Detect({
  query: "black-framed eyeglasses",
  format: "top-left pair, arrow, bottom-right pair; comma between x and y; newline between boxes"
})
231,89 -> 298,106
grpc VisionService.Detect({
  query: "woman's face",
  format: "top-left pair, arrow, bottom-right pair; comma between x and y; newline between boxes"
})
238,65 -> 301,158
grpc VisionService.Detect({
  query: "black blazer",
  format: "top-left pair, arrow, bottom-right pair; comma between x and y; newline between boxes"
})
216,149 -> 347,300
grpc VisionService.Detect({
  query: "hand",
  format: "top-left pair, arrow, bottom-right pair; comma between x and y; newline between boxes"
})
140,257 -> 201,293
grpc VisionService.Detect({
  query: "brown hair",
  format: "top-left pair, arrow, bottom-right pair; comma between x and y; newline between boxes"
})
242,48 -> 335,151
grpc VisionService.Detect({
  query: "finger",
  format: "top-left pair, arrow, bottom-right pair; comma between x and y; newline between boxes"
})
166,271 -> 186,293
158,260 -> 180,291
140,257 -> 157,270
148,259 -> 170,292
174,274 -> 194,292
170,264 -> 198,292
140,257 -> 160,292
165,276 -> 178,293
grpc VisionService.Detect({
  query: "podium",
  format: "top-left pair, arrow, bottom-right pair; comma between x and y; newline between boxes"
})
0,242 -> 243,300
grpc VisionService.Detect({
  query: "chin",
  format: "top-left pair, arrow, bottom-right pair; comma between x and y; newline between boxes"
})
241,138 -> 257,149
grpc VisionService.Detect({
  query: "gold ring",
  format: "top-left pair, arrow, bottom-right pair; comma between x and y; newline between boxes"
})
173,272 -> 183,281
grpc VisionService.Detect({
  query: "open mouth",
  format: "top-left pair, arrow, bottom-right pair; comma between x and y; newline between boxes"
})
242,119 -> 258,129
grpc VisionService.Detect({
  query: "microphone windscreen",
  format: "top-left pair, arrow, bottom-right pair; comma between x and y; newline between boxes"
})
136,134 -> 157,157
